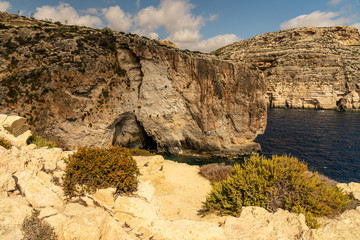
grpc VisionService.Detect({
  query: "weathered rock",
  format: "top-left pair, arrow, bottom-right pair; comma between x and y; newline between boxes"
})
214,26 -> 360,110
0,114 -> 29,137
0,195 -> 33,240
0,12 -> 266,156
223,207 -> 309,240
314,207 -> 360,240
90,187 -> 116,209
337,182 -> 360,200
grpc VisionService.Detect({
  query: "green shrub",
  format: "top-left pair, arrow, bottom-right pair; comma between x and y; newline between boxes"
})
21,210 -> 57,240
0,137 -> 11,149
63,146 -> 139,198
202,155 -> 349,228
26,135 -> 56,148
129,148 -> 155,156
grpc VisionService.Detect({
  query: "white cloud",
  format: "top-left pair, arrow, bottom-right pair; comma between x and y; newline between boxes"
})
134,0 -> 205,47
327,0 -> 343,6
34,3 -> 102,28
102,6 -> 132,32
184,34 -> 242,53
0,1 -> 11,12
30,1 -> 237,53
280,11 -> 353,30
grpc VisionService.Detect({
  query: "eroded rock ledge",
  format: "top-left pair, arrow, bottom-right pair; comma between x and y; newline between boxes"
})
1,115 -> 360,240
0,12 -> 266,156
214,26 -> 360,110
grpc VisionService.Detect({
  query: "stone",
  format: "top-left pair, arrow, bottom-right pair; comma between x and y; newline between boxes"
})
137,180 -> 155,202
0,195 -> 33,240
151,219 -> 226,240
315,209 -> 360,240
338,182 -> 360,200
348,182 -> 360,200
90,187 -> 116,209
1,115 -> 29,137
0,170 -> 16,192
223,207 -> 309,240
114,196 -> 158,226
23,178 -> 63,208
61,207 -> 114,240
0,12 -> 266,156
27,147 -> 63,172
215,26 -> 360,110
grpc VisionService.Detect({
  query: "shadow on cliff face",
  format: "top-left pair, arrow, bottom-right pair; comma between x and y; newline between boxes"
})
111,112 -> 157,151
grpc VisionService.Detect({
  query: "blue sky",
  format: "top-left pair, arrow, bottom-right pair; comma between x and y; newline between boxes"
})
1,0 -> 360,52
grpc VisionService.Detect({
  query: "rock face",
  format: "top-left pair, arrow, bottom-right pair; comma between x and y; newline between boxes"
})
1,114 -> 360,240
214,26 -> 360,110
0,12 -> 266,156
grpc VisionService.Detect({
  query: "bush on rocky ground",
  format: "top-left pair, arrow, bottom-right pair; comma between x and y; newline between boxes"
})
21,210 -> 57,240
26,135 -> 56,148
63,146 -> 139,198
199,163 -> 233,182
0,136 -> 11,149
129,148 -> 155,156
202,155 -> 349,228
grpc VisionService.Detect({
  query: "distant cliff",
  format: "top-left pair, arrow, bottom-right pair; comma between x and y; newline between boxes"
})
213,26 -> 360,110
0,12 -> 266,156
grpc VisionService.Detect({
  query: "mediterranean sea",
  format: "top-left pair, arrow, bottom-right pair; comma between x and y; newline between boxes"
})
255,108 -> 360,183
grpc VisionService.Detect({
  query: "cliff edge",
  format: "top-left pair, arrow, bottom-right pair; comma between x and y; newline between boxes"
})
0,12 -> 266,156
213,26 -> 360,110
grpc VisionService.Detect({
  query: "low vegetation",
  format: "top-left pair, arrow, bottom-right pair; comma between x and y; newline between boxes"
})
21,210 -> 57,240
0,137 -> 12,149
202,155 -> 349,228
129,148 -> 156,156
199,163 -> 233,182
63,146 -> 139,198
26,135 -> 56,148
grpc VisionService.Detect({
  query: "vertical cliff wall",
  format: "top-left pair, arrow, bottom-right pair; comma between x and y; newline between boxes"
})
0,12 -> 266,156
214,26 -> 360,110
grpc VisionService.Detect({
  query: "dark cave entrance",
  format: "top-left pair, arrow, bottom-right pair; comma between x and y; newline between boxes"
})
112,112 -> 157,151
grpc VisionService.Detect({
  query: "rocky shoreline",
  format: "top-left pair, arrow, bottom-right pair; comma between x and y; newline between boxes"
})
1,114 -> 360,240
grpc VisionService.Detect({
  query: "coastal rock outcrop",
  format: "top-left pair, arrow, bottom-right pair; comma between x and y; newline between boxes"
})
0,12 -> 266,156
1,114 -> 360,239
214,26 -> 360,110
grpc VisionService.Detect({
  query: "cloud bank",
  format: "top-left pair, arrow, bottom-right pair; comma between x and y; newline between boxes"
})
280,10 -> 355,30
34,3 -> 102,28
31,0 -> 240,53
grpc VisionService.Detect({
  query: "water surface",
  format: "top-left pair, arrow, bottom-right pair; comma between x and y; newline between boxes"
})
255,108 -> 360,183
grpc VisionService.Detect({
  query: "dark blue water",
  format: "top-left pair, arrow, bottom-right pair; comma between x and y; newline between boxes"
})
255,108 -> 360,183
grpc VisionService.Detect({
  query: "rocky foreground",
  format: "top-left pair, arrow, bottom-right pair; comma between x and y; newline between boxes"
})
0,12 -> 266,156
1,114 -> 360,240
214,26 -> 360,110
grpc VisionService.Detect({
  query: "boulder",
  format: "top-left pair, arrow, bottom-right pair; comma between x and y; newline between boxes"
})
223,207 -> 309,240
0,114 -> 29,137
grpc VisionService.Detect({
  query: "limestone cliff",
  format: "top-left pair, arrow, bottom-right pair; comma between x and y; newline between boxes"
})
213,26 -> 360,110
0,12 -> 266,155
